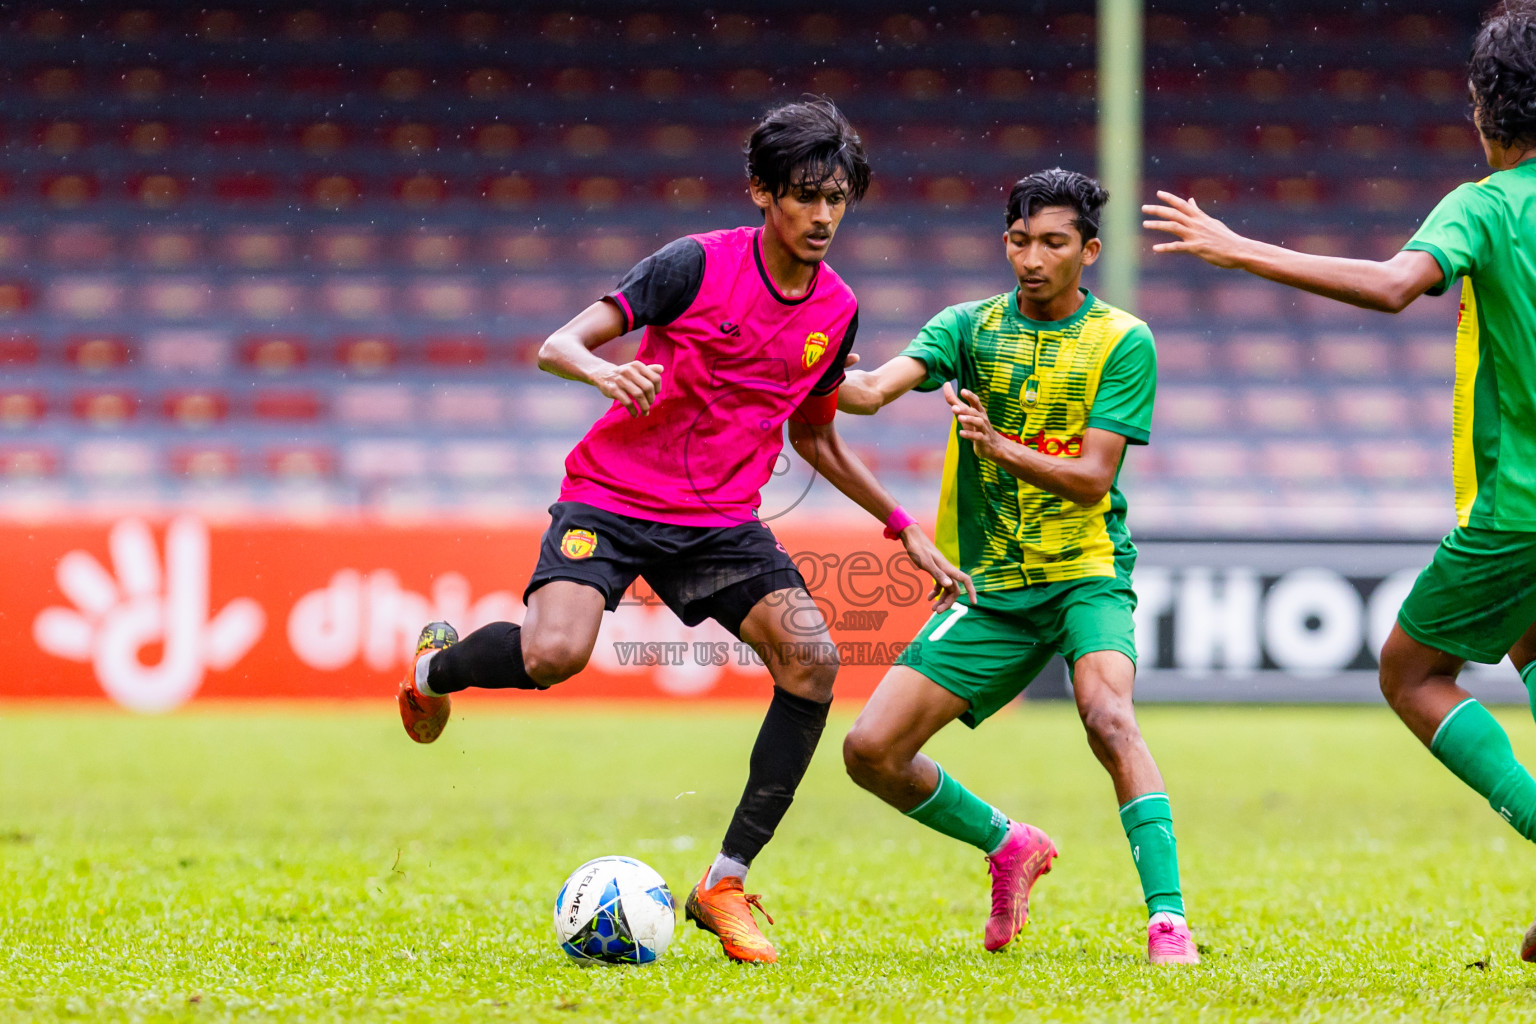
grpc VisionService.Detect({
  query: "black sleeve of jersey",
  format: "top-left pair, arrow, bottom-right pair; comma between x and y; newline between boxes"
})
808,309 -> 858,397
603,237 -> 705,331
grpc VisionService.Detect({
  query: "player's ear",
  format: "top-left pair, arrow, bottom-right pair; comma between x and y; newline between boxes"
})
1080,236 -> 1102,266
748,177 -> 773,213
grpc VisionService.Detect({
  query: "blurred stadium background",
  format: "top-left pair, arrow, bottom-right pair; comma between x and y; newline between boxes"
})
0,1 -> 1516,707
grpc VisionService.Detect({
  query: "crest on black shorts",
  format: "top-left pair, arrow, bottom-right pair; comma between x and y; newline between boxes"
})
560,528 -> 597,559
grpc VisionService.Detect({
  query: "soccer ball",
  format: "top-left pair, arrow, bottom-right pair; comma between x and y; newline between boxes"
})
552,856 -> 675,965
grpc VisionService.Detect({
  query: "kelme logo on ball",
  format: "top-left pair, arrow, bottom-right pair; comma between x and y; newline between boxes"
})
802,331 -> 828,369
560,528 -> 597,559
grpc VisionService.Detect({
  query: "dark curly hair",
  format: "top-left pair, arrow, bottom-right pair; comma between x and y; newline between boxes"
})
1470,1 -> 1536,149
1005,168 -> 1110,242
745,98 -> 871,203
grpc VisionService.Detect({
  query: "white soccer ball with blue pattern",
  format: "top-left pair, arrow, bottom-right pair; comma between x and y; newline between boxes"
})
553,856 -> 675,965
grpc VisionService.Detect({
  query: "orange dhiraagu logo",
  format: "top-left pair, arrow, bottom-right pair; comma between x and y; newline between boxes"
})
803,331 -> 829,369
560,528 -> 598,559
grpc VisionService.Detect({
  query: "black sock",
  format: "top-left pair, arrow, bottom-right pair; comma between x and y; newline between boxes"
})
426,622 -> 541,693
720,686 -> 831,865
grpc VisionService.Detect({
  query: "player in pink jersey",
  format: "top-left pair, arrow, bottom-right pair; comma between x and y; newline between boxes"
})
394,100 -> 970,963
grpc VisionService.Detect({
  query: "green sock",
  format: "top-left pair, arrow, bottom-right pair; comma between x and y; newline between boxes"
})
904,764 -> 1010,854
1430,698 -> 1536,843
1119,792 -> 1186,918
1522,662 -> 1536,727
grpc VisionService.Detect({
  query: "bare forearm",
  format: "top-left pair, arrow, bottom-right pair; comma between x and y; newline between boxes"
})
1230,240 -> 1416,312
793,432 -> 898,521
537,331 -> 615,385
985,440 -> 1108,506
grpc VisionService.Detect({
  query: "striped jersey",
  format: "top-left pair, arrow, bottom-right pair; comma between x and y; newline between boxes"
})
1404,162 -> 1536,530
901,289 -> 1157,591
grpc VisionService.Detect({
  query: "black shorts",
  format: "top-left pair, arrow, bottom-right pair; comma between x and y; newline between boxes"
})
524,501 -> 807,638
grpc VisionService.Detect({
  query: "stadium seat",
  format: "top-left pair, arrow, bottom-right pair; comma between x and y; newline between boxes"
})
162,390 -> 229,428
442,440 -> 520,482
0,446 -> 57,478
344,438 -> 428,480
67,336 -> 131,372
1224,333 -> 1302,380
0,391 -> 46,428
0,336 -> 39,366
1162,440 -> 1253,482
1154,333 -> 1217,380
265,445 -> 335,478
1311,333 -> 1391,378
1155,386 -> 1229,433
73,439 -> 157,480
1350,439 -> 1439,481
1239,388 -> 1322,433
253,390 -> 324,422
335,335 -> 399,373
1259,440 -> 1344,482
1331,387 -> 1413,433
424,336 -> 488,366
171,446 -> 239,479
426,385 -> 504,427
225,230 -> 294,269
335,383 -> 416,426
242,335 -> 308,374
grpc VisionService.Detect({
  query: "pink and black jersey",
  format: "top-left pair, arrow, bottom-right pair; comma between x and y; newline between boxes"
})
559,226 -> 859,527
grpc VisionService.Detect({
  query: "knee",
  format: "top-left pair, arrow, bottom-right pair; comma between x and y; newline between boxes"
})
779,644 -> 838,703
842,726 -> 894,789
521,632 -> 591,687
1079,699 -> 1141,755
1377,631 -> 1423,707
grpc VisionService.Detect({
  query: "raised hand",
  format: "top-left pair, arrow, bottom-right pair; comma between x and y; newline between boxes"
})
594,360 -> 665,416
1141,190 -> 1251,268
942,382 -> 1002,460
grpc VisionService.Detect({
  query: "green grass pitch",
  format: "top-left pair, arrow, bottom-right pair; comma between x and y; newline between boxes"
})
5,702 -> 1536,1023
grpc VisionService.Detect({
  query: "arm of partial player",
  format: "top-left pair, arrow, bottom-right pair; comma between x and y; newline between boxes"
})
836,356 -> 930,414
785,416 -> 975,610
943,384 -> 1128,507
538,300 -> 666,417
1141,191 -> 1443,313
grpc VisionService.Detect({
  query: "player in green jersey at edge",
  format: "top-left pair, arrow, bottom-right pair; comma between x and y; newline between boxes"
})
837,168 -> 1199,964
1143,1 -> 1536,962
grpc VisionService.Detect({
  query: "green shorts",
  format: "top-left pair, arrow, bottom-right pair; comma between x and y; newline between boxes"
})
894,574 -> 1138,728
1398,525 -> 1536,664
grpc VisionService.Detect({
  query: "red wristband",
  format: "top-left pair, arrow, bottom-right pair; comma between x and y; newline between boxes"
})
883,505 -> 917,540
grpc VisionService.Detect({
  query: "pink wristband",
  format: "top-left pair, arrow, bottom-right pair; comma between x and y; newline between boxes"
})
883,505 -> 917,540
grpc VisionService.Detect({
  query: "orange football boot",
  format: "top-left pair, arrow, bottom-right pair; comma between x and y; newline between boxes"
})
397,621 -> 458,744
684,870 -> 778,964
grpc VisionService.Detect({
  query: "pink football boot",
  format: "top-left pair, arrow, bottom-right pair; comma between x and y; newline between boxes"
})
984,821 -> 1058,952
1148,911 -> 1201,965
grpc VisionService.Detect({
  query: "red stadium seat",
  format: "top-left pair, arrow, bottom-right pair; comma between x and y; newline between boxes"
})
253,390 -> 323,422
214,173 -> 277,203
1239,388 -> 1323,433
397,174 -> 449,207
241,335 -> 309,374
1225,334 -> 1302,379
0,336 -> 38,366
206,120 -> 268,147
66,335 -> 131,372
1333,387 -> 1413,433
405,233 -> 466,270
443,441 -> 520,482
411,278 -> 482,320
299,120 -> 347,156
71,390 -> 138,427
1311,334 -> 1391,378
265,445 -> 335,478
0,281 -> 33,316
386,122 -> 436,155
1259,441 -> 1344,482
45,224 -> 113,265
335,335 -> 399,373
475,123 -> 521,157
38,119 -> 86,154
42,174 -> 98,208
287,68 -> 344,95
1350,440 -> 1440,482
425,336 -> 488,367
1155,387 -> 1230,433
120,67 -> 166,100
1163,440 -> 1253,482
483,173 -> 536,208
200,68 -> 256,94
0,390 -> 46,427
224,229 -> 294,269
162,391 -> 229,428
379,67 -> 428,102
171,446 -> 239,479
125,120 -> 172,154
322,281 -> 390,319
307,174 -> 361,209
313,229 -> 380,268
427,386 -> 503,427
135,230 -> 200,268
0,446 -> 57,478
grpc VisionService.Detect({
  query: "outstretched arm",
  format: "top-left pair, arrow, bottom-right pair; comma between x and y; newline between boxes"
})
943,384 -> 1127,507
838,356 -> 931,414
786,417 -> 974,611
537,300 -> 666,417
1142,191 -> 1444,313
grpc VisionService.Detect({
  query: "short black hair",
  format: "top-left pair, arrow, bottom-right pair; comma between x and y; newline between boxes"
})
1005,168 -> 1109,242
745,98 -> 871,202
1470,1 -> 1536,149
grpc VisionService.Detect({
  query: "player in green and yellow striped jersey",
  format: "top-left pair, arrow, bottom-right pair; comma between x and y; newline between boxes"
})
838,169 -> 1198,965
1142,2 -> 1536,963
